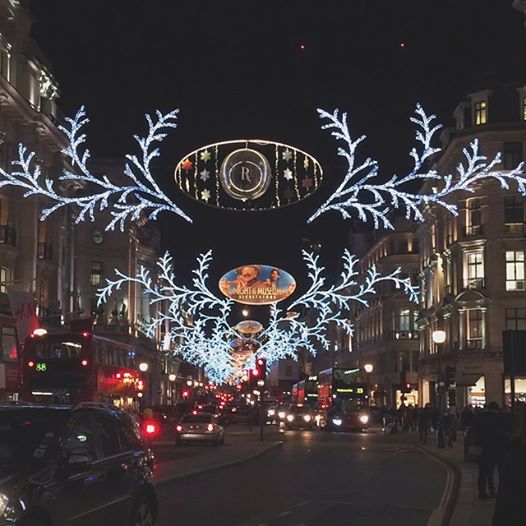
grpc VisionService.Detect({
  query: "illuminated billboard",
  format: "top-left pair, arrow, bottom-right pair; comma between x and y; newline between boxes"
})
219,265 -> 296,305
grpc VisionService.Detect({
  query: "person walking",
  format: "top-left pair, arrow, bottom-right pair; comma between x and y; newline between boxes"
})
444,407 -> 458,447
473,401 -> 500,499
492,403 -> 526,525
418,403 -> 432,445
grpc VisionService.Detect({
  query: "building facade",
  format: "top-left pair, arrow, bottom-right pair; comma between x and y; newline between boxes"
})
350,220 -> 420,408
417,80 -> 526,409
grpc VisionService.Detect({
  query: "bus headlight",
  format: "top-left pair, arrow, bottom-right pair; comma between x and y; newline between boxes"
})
268,409 -> 275,417
359,414 -> 369,424
278,411 -> 286,419
332,418 -> 342,426
286,414 -> 295,422
303,414 -> 312,422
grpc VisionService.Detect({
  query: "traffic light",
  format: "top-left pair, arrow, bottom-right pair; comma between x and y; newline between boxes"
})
445,366 -> 456,386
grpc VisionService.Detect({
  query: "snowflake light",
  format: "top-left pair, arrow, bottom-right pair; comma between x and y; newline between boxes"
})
98,250 -> 418,383
0,107 -> 192,230
308,104 -> 526,227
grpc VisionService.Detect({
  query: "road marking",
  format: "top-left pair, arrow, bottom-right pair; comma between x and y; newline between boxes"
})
297,500 -> 310,507
276,510 -> 292,517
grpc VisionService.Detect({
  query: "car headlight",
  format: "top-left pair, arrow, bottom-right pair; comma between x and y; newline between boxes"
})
359,414 -> 369,424
0,493 -> 8,516
303,414 -> 312,422
332,418 -> 342,426
286,414 -> 295,422
268,409 -> 275,416
278,411 -> 286,419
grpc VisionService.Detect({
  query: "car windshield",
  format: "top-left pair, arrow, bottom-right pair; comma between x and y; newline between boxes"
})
0,408 -> 67,468
182,414 -> 213,423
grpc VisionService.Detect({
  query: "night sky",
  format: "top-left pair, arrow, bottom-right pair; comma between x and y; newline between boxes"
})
25,1 -> 526,309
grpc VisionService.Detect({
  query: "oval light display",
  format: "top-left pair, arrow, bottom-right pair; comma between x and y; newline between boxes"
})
235,320 -> 264,335
219,265 -> 296,305
174,140 -> 323,211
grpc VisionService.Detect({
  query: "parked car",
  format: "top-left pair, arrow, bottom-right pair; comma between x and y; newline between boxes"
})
175,413 -> 225,446
0,402 -> 158,526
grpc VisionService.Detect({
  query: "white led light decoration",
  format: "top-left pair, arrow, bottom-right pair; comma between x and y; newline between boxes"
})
98,250 -> 418,383
0,107 -> 192,230
308,104 -> 526,226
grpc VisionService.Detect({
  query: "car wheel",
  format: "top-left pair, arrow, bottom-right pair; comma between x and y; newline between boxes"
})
130,496 -> 155,526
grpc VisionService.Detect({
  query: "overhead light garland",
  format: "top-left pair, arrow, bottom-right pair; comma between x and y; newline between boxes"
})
0,107 -> 192,230
308,104 -> 526,226
97,250 -> 418,383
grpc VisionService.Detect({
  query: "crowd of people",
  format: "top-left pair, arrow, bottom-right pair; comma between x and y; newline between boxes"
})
382,400 -> 525,526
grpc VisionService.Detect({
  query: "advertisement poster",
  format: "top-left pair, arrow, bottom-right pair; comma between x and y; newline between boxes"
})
219,265 -> 296,305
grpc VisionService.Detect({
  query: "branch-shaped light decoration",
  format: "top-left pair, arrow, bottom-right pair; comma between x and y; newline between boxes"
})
0,107 -> 192,230
308,104 -> 526,227
98,250 -> 418,383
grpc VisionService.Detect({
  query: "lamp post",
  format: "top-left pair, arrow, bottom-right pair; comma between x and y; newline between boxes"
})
363,363 -> 374,405
432,329 -> 446,448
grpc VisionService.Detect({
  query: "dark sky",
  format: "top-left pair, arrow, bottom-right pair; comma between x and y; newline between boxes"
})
25,1 -> 526,305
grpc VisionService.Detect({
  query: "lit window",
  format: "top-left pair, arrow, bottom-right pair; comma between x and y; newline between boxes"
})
399,309 -> 412,331
467,309 -> 483,349
506,308 -> 526,330
90,261 -> 104,287
474,101 -> 487,126
465,251 -> 484,288
505,251 -> 525,291
523,97 -> 526,121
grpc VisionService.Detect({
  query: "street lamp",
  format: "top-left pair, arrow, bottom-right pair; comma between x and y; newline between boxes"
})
139,362 -> 149,372
432,329 -> 446,448
363,363 -> 374,405
168,373 -> 176,382
242,307 -> 250,317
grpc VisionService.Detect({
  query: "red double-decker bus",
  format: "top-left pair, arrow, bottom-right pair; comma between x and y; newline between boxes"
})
21,329 -> 144,410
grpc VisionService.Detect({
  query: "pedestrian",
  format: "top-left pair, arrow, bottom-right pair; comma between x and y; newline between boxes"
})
492,403 -> 526,526
460,404 -> 475,431
444,407 -> 458,447
473,401 -> 500,499
418,403 -> 432,445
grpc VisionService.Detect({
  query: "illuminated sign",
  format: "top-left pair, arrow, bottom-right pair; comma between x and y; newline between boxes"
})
235,320 -> 264,335
219,265 -> 296,305
174,140 -> 323,211
35,363 -> 47,372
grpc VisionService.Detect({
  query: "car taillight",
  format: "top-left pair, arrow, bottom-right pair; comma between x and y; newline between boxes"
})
28,361 -> 34,368
176,425 -> 183,432
207,424 -> 214,432
142,420 -> 160,438
81,359 -> 88,366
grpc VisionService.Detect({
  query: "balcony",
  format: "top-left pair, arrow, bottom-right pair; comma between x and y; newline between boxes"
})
37,242 -> 53,260
0,225 -> 16,246
464,277 -> 485,290
463,224 -> 484,237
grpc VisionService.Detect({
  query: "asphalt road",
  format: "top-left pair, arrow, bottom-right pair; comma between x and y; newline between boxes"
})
155,430 -> 447,526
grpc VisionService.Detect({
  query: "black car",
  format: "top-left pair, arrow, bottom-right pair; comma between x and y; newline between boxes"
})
0,403 -> 158,526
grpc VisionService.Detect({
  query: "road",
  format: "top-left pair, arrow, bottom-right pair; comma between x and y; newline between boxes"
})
154,429 -> 447,526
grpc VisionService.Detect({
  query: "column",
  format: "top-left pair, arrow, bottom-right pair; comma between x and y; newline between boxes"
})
458,309 -> 465,351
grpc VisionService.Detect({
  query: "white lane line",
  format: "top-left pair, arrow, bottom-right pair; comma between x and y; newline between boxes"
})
276,510 -> 292,517
297,500 -> 310,507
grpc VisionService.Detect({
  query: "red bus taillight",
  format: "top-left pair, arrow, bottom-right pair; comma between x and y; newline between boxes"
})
81,359 -> 88,367
207,424 -> 214,432
28,361 -> 34,368
82,331 -> 90,338
176,425 -> 183,432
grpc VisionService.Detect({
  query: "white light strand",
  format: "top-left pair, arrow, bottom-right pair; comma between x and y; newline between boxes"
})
308,104 -> 526,227
0,107 -> 192,230
97,250 -> 419,383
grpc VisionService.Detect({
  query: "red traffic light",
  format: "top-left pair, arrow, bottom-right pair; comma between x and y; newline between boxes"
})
251,368 -> 260,377
256,358 -> 265,366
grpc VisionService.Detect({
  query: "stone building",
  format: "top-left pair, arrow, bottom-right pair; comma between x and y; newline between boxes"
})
350,219 -> 420,407
417,79 -> 526,409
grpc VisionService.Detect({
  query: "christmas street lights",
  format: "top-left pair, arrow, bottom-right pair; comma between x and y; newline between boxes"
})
432,330 -> 446,448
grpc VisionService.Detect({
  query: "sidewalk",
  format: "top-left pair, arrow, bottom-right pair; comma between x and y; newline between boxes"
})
152,428 -> 283,485
391,430 -> 495,526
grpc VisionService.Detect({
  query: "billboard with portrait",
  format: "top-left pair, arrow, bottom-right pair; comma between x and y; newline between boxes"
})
219,265 -> 296,305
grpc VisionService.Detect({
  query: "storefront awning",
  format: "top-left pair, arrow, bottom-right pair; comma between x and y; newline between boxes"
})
456,373 -> 483,386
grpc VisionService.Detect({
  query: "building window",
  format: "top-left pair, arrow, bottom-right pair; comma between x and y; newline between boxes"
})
474,100 -> 487,126
465,251 -> 484,288
90,261 -> 104,287
504,196 -> 524,233
0,326 -> 17,361
284,365 -> 292,377
0,266 -> 12,293
523,97 -> 526,121
503,142 -> 523,170
505,251 -> 525,291
400,309 -> 411,331
506,308 -> 526,330
466,198 -> 482,235
467,309 -> 483,345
